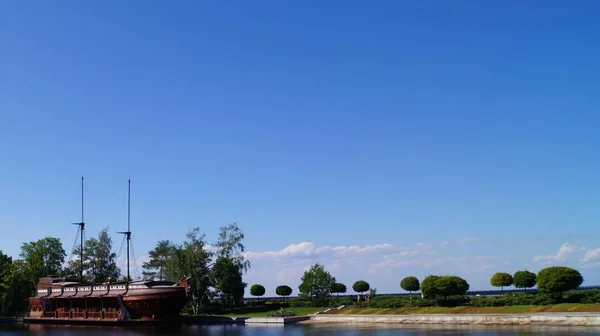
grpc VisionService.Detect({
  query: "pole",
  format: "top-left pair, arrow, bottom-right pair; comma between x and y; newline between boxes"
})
80,176 -> 84,281
127,179 -> 130,282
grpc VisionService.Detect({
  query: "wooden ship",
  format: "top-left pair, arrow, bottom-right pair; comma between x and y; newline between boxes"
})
25,178 -> 191,324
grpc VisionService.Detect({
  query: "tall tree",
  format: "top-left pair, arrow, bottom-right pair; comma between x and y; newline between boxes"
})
64,228 -> 120,283
85,228 -> 120,283
211,256 -> 244,311
298,263 -> 336,301
0,250 -> 13,314
164,228 -> 213,313
142,240 -> 176,281
20,237 -> 66,286
1,260 -> 30,315
215,223 -> 250,273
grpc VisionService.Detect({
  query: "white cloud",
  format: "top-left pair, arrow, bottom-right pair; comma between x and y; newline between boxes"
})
532,243 -> 577,264
244,241 -> 394,261
583,248 -> 600,262
241,237 -> 509,296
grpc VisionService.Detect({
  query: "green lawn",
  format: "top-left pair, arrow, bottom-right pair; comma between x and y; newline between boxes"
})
218,307 -> 329,317
325,303 -> 600,315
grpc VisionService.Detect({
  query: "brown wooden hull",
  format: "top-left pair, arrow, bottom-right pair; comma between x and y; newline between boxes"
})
28,279 -> 190,322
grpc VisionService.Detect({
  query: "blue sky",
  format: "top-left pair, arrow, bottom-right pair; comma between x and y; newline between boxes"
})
1,1 -> 599,295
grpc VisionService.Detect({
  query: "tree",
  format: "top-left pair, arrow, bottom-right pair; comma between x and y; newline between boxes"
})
85,228 -> 120,283
276,285 -> 293,298
142,240 -> 176,281
331,282 -> 347,296
298,263 -> 336,301
513,270 -> 537,290
212,257 -> 244,311
215,223 -> 250,274
20,237 -> 66,286
352,280 -> 370,294
537,266 -> 583,295
420,275 -> 469,299
167,227 -> 213,313
250,284 -> 266,298
400,276 -> 420,294
421,275 -> 441,299
63,228 -> 120,283
1,259 -> 30,316
490,272 -> 513,292
0,250 -> 13,314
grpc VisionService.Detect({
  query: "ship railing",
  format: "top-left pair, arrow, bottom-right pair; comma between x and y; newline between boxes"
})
72,312 -> 85,319
57,312 -> 70,318
105,311 -> 119,319
88,312 -> 103,319
43,312 -> 54,318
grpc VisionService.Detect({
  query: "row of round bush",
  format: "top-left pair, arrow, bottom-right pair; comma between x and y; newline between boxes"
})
247,266 -> 585,299
488,267 -> 583,294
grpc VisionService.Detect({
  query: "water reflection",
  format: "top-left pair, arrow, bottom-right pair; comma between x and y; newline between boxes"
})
0,323 -> 599,336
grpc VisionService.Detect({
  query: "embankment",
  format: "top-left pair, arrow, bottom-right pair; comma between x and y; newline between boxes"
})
304,313 -> 600,326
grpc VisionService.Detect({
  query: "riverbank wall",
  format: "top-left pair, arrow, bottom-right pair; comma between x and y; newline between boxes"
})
305,313 -> 600,326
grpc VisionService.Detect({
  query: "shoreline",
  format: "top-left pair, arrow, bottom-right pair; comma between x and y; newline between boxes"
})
302,312 -> 600,326
7,312 -> 600,327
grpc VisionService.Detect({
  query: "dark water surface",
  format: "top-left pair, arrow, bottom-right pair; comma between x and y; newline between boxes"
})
1,324 -> 600,336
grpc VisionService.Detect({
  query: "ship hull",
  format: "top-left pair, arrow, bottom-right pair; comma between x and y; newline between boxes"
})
27,277 -> 191,323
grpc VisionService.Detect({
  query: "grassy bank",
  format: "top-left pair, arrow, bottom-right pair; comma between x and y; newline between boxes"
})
216,307 -> 328,317
325,303 -> 600,315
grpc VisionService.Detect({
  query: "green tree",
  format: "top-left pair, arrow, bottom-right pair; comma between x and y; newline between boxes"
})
331,282 -> 347,296
352,280 -> 370,294
213,223 -> 250,310
212,257 -> 244,311
142,240 -> 177,281
513,270 -> 537,290
250,284 -> 266,298
215,223 -> 250,273
537,266 -> 583,295
276,285 -> 293,298
421,275 -> 441,299
63,228 -> 120,282
20,237 -> 66,286
400,276 -> 420,294
1,260 -> 30,316
85,228 -> 120,283
298,263 -> 336,301
420,275 -> 469,299
490,272 -> 513,292
0,250 -> 13,314
168,228 -> 213,313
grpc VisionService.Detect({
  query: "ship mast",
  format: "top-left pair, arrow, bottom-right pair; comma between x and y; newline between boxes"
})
118,179 -> 132,282
71,176 -> 85,281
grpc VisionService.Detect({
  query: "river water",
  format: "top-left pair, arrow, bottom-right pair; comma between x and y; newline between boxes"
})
1,324 -> 600,336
